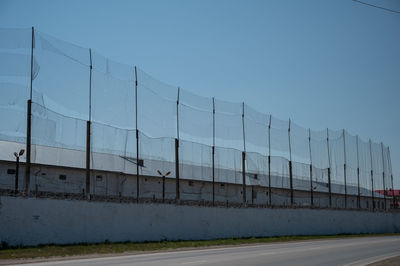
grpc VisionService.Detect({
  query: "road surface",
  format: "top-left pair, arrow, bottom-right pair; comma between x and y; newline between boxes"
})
14,236 -> 400,266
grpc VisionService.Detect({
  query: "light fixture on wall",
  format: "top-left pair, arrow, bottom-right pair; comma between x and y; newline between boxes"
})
157,170 -> 171,202
13,149 -> 24,194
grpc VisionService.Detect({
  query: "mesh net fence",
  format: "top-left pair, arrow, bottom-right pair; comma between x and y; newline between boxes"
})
179,140 -> 212,182
0,28 -> 396,206
31,102 -> 86,169
179,89 -> 213,145
291,122 -> 311,192
136,68 -> 177,139
32,31 -> 90,119
0,28 -> 31,144
214,99 -> 243,151
371,141 -> 384,198
90,52 -> 136,175
328,129 -> 345,194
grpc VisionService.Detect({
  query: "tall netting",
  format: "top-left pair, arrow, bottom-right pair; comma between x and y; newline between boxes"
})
270,156 -> 290,189
246,152 -> 269,188
291,122 -> 311,192
30,101 -> 86,194
328,129 -> 345,194
382,144 -> 391,192
358,138 -> 373,197
179,89 -> 213,145
32,31 -> 90,119
290,122 -> 309,164
344,131 -> 359,195
269,116 -> 289,160
178,90 -> 213,181
244,104 -> 268,155
179,140 -> 212,182
310,129 -> 329,193
244,104 -> 269,189
1,28 -> 396,208
31,102 -> 86,168
139,132 -> 175,179
90,52 -> 136,174
370,141 -> 384,198
214,146 -> 243,203
268,116 -> 290,191
214,99 -> 243,151
214,146 -> 242,185
30,31 -> 90,171
387,147 -> 394,193
91,51 -> 135,127
136,68 -> 177,139
136,69 -> 177,190
91,122 -> 136,174
0,28 -> 31,144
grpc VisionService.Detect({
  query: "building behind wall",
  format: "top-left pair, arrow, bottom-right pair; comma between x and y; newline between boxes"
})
0,141 -> 391,211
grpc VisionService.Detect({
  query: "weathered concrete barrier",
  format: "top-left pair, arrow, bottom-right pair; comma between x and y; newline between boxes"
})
0,196 -> 399,246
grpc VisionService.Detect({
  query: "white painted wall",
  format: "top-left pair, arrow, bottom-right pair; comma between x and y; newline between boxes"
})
0,196 -> 399,247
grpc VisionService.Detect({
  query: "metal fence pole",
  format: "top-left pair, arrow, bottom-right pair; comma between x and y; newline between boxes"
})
212,97 -> 215,205
26,26 -> 34,195
308,128 -> 313,207
175,87 -> 180,201
26,99 -> 31,195
86,120 -> 91,198
369,139 -> 375,210
387,147 -> 395,208
135,66 -> 140,201
288,119 -> 293,206
268,115 -> 272,206
162,174 -> 165,202
175,138 -> 180,200
242,151 -> 246,204
327,128 -> 332,208
343,129 -> 347,209
381,142 -> 386,210
15,156 -> 19,194
242,102 -> 246,205
356,135 -> 361,209
85,48 -> 92,199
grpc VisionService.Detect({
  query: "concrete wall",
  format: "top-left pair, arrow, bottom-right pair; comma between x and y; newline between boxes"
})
0,195 -> 399,247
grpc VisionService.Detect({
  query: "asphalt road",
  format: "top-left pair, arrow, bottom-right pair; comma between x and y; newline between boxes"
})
16,236 -> 400,266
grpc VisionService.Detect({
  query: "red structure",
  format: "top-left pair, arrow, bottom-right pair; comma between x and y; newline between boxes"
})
375,190 -> 400,208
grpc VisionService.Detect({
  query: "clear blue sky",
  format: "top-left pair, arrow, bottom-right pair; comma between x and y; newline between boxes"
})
1,0 -> 399,186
